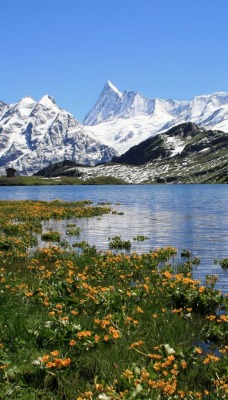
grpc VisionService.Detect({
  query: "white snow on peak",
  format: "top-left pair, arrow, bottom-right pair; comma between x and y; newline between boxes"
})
39,95 -> 58,108
84,84 -> 228,155
16,96 -> 36,117
106,80 -> 122,97
18,96 -> 36,105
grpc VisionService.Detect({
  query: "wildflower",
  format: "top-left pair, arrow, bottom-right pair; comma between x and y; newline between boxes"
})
48,311 -> 55,317
53,358 -> 63,369
76,331 -> 92,339
46,361 -> 56,368
69,339 -> 76,346
61,358 -> 71,366
129,340 -> 144,349
50,350 -> 59,357
122,369 -> 134,379
70,310 -> 78,315
41,355 -> 50,362
25,291 -> 33,297
94,334 -> 100,343
194,347 -> 203,354
148,354 -> 162,360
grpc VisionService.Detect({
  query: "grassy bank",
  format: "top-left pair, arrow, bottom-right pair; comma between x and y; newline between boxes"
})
0,175 -> 127,186
0,200 -> 227,399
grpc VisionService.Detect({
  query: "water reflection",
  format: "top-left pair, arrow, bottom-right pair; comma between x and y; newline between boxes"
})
0,184 -> 227,293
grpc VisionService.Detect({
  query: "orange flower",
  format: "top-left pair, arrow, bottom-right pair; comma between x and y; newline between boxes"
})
129,340 -> 144,349
54,358 -> 63,369
194,347 -> 203,354
70,310 -> 78,315
111,330 -> 120,339
61,358 -> 71,367
25,291 -> 33,297
76,331 -> 92,339
46,361 -> 56,368
94,334 -> 100,343
50,350 -> 60,357
69,339 -> 76,346
41,355 -> 50,362
122,369 -> 133,379
49,311 -> 55,317
148,354 -> 162,360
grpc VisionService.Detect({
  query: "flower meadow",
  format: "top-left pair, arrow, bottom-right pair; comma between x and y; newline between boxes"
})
0,200 -> 227,400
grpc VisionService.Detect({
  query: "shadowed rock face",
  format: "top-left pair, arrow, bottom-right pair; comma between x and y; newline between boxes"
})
111,122 -> 228,166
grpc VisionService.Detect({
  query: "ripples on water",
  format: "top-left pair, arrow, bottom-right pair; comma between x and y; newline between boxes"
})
0,184 -> 227,293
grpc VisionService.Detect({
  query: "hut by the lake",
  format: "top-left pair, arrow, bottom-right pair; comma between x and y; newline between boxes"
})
5,167 -> 16,177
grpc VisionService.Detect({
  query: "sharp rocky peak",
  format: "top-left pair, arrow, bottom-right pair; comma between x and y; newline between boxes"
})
104,81 -> 122,97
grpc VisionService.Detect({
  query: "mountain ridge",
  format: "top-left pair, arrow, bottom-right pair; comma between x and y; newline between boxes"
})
0,94 -> 117,175
84,81 -> 228,154
1,82 -> 228,176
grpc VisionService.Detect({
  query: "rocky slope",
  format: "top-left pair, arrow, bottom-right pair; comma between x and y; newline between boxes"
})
84,81 -> 228,154
0,96 -> 116,175
34,123 -> 228,184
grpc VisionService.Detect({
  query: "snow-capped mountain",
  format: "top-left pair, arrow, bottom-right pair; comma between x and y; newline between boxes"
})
0,95 -> 116,175
84,81 -> 228,154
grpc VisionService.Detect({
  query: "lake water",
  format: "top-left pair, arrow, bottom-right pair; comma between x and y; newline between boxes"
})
0,184 -> 227,293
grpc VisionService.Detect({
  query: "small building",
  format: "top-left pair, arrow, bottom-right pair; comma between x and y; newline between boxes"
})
5,167 -> 16,177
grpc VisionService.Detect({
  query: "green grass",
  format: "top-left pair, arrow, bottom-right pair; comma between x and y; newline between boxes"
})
0,200 -> 227,399
0,174 -> 128,186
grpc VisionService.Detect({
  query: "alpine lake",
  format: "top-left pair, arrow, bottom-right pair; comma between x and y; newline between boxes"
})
0,184 -> 227,294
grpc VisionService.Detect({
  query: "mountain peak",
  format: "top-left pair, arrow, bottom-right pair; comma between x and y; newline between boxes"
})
18,96 -> 36,106
83,82 -> 122,125
39,95 -> 57,108
105,81 -> 122,97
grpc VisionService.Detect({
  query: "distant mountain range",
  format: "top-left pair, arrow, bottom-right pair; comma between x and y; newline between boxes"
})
0,81 -> 228,176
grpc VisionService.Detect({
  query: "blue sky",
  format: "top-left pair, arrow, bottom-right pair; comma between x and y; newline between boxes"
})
1,0 -> 228,122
